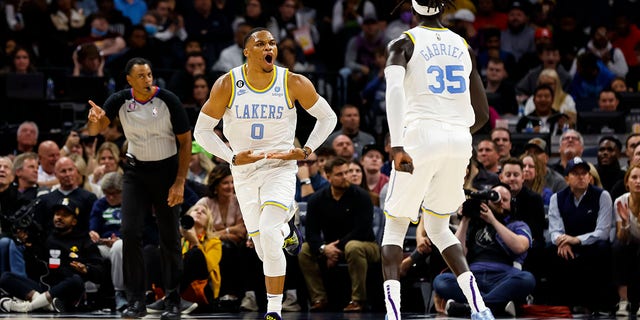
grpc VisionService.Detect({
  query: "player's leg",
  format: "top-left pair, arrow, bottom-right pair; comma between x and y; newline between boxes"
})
424,135 -> 493,319
257,163 -> 297,319
259,204 -> 288,317
381,167 -> 428,320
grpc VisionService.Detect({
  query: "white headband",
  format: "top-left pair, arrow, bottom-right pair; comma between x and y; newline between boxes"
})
412,0 -> 440,16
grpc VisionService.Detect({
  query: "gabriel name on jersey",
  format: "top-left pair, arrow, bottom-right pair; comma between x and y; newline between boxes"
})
419,42 -> 465,62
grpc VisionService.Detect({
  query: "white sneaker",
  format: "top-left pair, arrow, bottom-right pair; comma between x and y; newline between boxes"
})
0,298 -> 12,312
0,298 -> 32,313
282,291 -> 301,312
617,300 -> 629,317
240,291 -> 258,312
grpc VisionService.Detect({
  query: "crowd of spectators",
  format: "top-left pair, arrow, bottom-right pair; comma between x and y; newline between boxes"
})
3,0 -> 640,317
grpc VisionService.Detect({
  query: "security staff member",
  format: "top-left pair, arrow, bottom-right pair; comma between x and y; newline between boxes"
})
86,57 -> 191,320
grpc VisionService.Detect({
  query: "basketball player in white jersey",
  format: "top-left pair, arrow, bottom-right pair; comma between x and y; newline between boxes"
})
193,28 -> 336,320
380,1 -> 494,320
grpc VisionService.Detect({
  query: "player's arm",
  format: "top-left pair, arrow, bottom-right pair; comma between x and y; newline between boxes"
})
468,48 -> 489,134
193,73 -> 234,163
286,72 -> 337,156
385,34 -> 414,173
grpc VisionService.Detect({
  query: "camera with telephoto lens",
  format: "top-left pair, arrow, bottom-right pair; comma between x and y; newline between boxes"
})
5,199 -> 42,242
461,189 -> 501,218
180,215 -> 194,230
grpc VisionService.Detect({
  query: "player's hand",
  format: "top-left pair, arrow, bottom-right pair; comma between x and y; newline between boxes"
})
88,100 -> 106,123
391,147 -> 414,174
167,181 -> 184,207
234,150 -> 266,165
267,148 -> 306,161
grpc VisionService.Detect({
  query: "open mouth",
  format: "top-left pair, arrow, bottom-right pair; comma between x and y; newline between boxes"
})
265,54 -> 273,65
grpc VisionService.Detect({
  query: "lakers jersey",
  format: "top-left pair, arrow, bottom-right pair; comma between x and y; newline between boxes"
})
223,65 -> 297,153
403,26 -> 474,127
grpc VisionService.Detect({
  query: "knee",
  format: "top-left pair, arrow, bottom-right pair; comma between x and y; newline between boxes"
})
519,271 -> 537,291
432,273 -> 456,295
0,237 -> 11,249
299,242 -> 313,258
111,240 -> 123,259
344,241 -> 364,260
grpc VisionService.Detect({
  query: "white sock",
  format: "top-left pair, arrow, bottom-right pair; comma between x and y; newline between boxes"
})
456,271 -> 487,313
30,292 -> 50,310
266,293 -> 282,315
384,280 -> 401,320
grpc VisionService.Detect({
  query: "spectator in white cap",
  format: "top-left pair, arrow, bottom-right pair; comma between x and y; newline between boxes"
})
450,8 -> 477,42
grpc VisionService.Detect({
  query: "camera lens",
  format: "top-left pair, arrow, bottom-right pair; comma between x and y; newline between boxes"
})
180,215 -> 194,230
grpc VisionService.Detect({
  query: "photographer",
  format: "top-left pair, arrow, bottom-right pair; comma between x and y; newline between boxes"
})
433,183 -> 535,317
0,197 -> 104,313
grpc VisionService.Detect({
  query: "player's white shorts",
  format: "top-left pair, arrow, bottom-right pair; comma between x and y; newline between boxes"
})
383,120 -> 471,221
231,159 -> 297,236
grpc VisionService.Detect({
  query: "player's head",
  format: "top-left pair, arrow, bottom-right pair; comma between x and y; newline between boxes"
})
411,0 -> 454,17
243,27 -> 277,72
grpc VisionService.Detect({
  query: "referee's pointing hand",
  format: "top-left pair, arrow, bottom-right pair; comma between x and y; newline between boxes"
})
88,100 -> 105,123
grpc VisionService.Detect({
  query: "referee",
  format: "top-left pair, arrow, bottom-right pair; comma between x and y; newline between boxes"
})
87,57 -> 191,320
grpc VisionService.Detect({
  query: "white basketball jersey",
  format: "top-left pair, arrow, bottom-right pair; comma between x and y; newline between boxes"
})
403,26 -> 474,127
223,65 -> 297,153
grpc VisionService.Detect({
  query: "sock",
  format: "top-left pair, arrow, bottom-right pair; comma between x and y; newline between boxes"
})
30,292 -> 50,310
266,293 -> 282,315
456,271 -> 487,313
384,280 -> 401,320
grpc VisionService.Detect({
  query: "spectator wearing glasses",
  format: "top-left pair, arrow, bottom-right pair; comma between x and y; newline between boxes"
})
551,129 -> 585,176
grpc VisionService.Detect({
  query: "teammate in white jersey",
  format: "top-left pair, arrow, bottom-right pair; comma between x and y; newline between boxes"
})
193,28 -> 336,320
380,1 -> 493,320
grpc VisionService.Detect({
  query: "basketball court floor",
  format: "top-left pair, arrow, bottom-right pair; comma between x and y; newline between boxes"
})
0,310 -> 614,320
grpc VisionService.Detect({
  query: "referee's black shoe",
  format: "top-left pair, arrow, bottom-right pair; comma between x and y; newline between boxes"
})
161,304 -> 180,320
122,300 -> 147,318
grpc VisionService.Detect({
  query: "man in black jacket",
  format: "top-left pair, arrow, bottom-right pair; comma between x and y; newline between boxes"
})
298,157 -> 380,312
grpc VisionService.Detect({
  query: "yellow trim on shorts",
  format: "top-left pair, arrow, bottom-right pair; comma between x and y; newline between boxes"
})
248,230 -> 260,237
421,207 -> 455,217
383,210 -> 420,224
261,201 -> 289,211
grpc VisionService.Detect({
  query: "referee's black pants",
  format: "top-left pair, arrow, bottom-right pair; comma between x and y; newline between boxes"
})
121,155 -> 182,303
